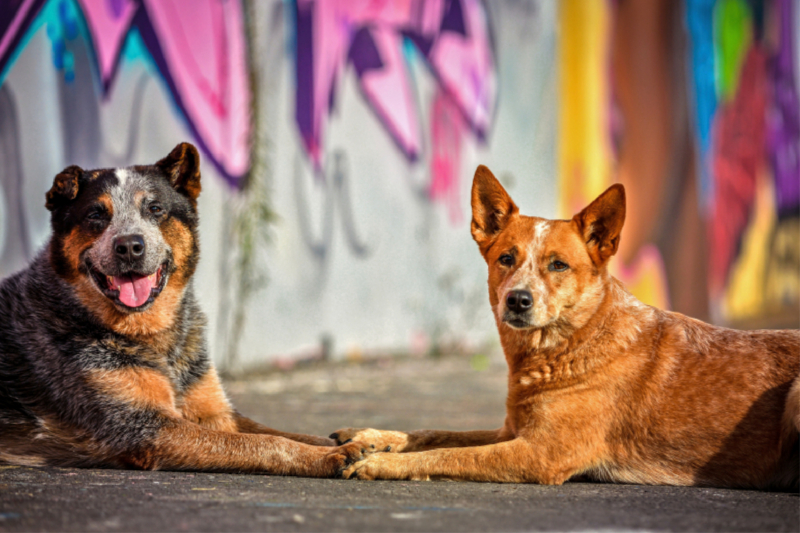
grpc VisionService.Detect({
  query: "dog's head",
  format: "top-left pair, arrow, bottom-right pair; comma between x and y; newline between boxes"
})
46,142 -> 202,335
471,165 -> 625,333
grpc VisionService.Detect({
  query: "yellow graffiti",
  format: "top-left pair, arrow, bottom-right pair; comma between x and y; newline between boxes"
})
557,0 -> 668,310
765,218 -> 800,312
557,0 -> 613,216
722,170 -> 775,319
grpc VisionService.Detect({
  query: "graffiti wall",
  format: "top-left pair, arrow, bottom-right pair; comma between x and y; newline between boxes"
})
560,0 -> 800,328
230,0 -> 558,366
3,0 -> 792,369
0,0 -> 249,366
0,0 -> 559,368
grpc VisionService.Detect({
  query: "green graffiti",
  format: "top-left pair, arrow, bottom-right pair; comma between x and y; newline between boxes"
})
714,0 -> 753,102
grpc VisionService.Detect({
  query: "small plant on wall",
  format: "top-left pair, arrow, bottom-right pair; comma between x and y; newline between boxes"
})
218,0 -> 276,373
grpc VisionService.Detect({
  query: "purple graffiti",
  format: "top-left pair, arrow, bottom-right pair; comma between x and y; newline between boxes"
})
0,1 -> 45,73
0,0 -> 251,185
769,0 -> 800,217
293,0 -> 496,170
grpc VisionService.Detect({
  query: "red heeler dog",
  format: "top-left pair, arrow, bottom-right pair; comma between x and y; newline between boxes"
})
0,143 -> 367,475
333,165 -> 800,490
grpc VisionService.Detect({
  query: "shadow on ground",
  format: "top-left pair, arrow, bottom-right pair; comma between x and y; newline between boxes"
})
0,356 -> 797,532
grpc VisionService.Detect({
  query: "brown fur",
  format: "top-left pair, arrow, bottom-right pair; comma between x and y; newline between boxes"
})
337,166 -> 800,490
178,371 -> 238,432
154,143 -> 202,206
123,422 -> 350,476
61,225 -> 102,280
68,216 -> 194,337
71,271 -> 185,337
88,367 -> 181,418
45,166 -> 82,211
160,218 -> 194,287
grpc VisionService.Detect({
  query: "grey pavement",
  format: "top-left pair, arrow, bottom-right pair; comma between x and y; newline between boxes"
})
1,356 -> 798,532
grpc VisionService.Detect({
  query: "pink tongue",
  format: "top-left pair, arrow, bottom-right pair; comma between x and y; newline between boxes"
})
114,274 -> 154,307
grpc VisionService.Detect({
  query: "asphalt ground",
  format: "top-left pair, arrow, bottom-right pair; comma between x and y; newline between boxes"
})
0,356 -> 798,532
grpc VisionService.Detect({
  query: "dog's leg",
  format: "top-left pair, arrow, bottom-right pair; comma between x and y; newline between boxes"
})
180,369 -> 335,446
343,438 -> 574,484
123,418 -> 366,476
234,412 -> 335,446
331,426 -> 513,452
91,366 -> 350,473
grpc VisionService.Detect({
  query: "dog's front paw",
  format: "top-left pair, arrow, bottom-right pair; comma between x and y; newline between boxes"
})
329,428 -> 408,452
322,441 -> 372,477
342,455 -> 381,480
341,454 -> 426,481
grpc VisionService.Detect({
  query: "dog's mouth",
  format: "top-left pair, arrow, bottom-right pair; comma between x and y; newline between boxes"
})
503,315 -> 532,329
88,262 -> 169,311
503,312 -> 557,330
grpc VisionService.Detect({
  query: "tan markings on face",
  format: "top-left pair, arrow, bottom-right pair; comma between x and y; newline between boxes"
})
61,228 -> 98,281
539,224 -> 582,317
98,193 -> 113,213
73,174 -> 197,337
60,194 -> 114,280
80,218 -> 194,337
87,367 -> 180,418
161,217 -> 194,287
74,278 -> 184,337
87,169 -> 167,278
72,257 -> 186,337
134,190 -> 147,206
485,217 -> 533,309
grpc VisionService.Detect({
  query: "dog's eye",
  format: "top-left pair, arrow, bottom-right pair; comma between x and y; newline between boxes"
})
85,210 -> 106,221
549,261 -> 569,272
499,254 -> 514,266
149,204 -> 164,215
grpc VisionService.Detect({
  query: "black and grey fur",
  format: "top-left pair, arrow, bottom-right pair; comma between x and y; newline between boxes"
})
0,250 -> 208,466
0,143 -> 366,475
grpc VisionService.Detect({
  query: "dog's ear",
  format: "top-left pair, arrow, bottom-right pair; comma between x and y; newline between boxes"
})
156,142 -> 202,203
471,165 -> 518,253
572,184 -> 626,266
45,165 -> 83,211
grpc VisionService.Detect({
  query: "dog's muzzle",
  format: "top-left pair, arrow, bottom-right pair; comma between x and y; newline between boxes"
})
503,289 -> 533,328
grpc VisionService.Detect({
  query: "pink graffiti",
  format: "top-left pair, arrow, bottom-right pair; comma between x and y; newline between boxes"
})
78,0 -> 250,183
78,0 -> 136,86
429,86 -> 464,223
709,47 -> 767,297
0,0 -> 252,183
294,0 -> 496,186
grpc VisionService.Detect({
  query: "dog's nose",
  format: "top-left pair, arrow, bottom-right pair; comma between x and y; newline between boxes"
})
506,290 -> 533,312
114,235 -> 146,261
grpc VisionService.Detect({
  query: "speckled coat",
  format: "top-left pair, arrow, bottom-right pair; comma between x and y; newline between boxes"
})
0,143 -> 365,475
334,166 -> 800,490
